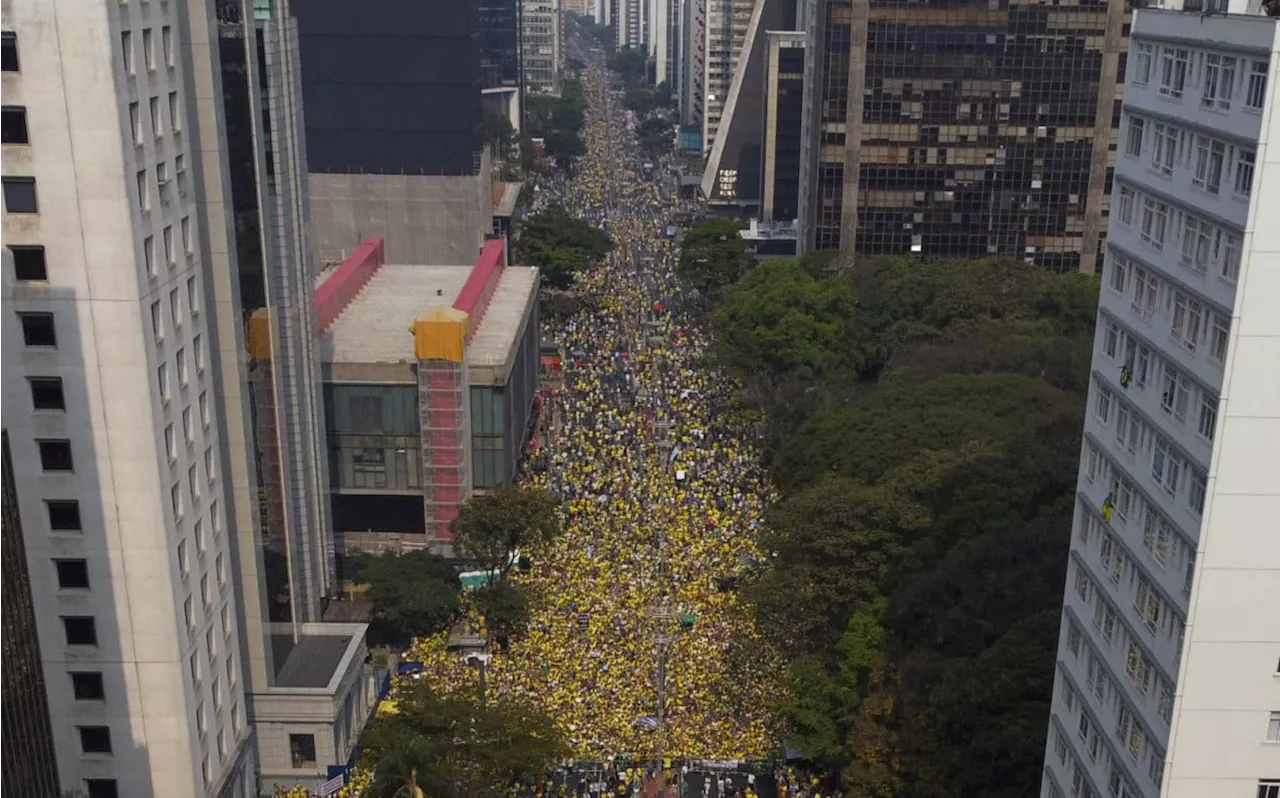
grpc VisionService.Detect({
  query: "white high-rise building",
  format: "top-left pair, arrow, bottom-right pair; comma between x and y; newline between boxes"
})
1040,4 -> 1280,798
1,0 -> 256,796
524,0 -> 563,95
702,0 -> 754,153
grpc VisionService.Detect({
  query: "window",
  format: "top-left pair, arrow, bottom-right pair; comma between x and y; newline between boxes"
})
137,169 -> 149,211
1135,344 -> 1152,388
207,627 -> 217,664
169,91 -> 181,133
129,101 -> 142,144
195,518 -> 206,553
182,216 -> 193,254
201,573 -> 211,609
1266,711 -> 1280,743
78,726 -> 113,755
212,500 -> 221,536
1148,751 -> 1164,787
196,701 -> 207,736
1,31 -> 19,72
121,30 -> 134,74
199,391 -> 210,427
187,276 -> 198,314
1134,576 -> 1164,632
157,161 -> 169,201
189,463 -> 200,503
1152,438 -> 1183,496
1210,314 -> 1230,362
232,703 -> 242,734
19,311 -> 57,347
1247,61 -> 1269,109
151,300 -> 162,341
190,652 -> 202,687
85,781 -> 120,798
164,226 -> 175,266
38,439 -> 73,471
9,245 -> 47,281
1157,681 -> 1175,723
221,604 -> 232,637
149,95 -> 162,138
1158,46 -> 1188,98
63,616 -> 97,646
184,595 -> 195,632
170,287 -> 182,329
211,675 -> 222,709
143,28 -> 155,70
1171,291 -> 1203,352
1150,123 -> 1176,175
1234,149 -> 1256,196
178,539 -> 190,577
2,176 -> 38,213
162,26 -> 173,67
1140,197 -> 1168,249
56,558 -> 90,589
289,733 -> 317,768
1189,469 -> 1207,516
71,672 -> 105,700
217,728 -> 228,761
1193,136 -> 1225,194
194,335 -> 204,372
1126,117 -> 1145,157
1068,623 -> 1083,657
1117,185 -> 1135,225
1220,231 -> 1242,282
158,362 -> 170,403
177,349 -> 188,387
1095,387 -> 1113,423
1075,566 -> 1092,602
1180,216 -> 1212,274
1,105 -> 29,144
1202,54 -> 1235,109
29,377 -> 66,411
1109,256 -> 1128,293
202,755 -> 212,789
1134,43 -> 1152,84
47,500 -> 82,531
226,651 -> 237,686
144,235 -> 156,277
1104,322 -> 1120,359
183,406 -> 193,442
1198,394 -> 1218,440
216,553 -> 226,587
171,482 -> 183,520
204,448 -> 214,484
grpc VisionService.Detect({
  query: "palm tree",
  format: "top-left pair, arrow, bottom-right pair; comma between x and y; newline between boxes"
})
364,738 -> 456,798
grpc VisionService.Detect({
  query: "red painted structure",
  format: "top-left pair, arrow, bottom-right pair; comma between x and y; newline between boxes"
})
316,237 -> 385,333
452,239 -> 505,343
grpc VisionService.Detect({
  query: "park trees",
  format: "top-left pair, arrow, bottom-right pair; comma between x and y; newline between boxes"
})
514,204 -> 613,288
706,252 -> 1096,796
359,551 -> 462,647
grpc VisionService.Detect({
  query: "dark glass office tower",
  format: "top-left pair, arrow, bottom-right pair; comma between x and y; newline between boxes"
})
480,0 -> 523,91
1,431 -> 61,798
797,0 -> 1129,273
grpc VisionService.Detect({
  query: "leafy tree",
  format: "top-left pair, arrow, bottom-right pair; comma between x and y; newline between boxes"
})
711,257 -> 870,383
364,737 -> 456,798
515,205 -> 612,288
544,128 -> 586,170
677,218 -> 753,297
361,682 -> 568,797
359,551 -> 462,647
481,107 -> 514,156
471,579 -> 531,651
450,484 -> 560,577
637,115 -> 674,156
608,46 -> 648,83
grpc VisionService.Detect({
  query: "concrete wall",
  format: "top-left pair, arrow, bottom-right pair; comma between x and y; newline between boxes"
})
310,166 -> 491,267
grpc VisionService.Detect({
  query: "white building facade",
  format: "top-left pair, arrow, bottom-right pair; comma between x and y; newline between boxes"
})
1041,4 -> 1280,798
523,0 -> 562,95
1,0 -> 255,796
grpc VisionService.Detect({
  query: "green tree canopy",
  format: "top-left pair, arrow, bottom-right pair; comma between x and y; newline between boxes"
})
608,46 -> 648,83
711,257 -> 871,383
359,550 -> 462,647
472,579 -> 531,651
514,204 -> 613,288
361,681 -> 568,797
450,484 -> 561,576
677,218 -> 753,298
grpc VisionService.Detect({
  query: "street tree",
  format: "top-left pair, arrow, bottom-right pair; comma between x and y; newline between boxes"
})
515,204 -> 613,288
676,218 -> 753,297
359,550 -> 462,647
450,484 -> 560,577
471,579 -> 532,651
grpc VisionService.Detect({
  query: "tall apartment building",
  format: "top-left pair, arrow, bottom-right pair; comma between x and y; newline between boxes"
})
2,431 -> 61,797
524,0 -> 563,95
796,0 -> 1129,273
1041,5 -> 1280,798
1,0 -> 257,795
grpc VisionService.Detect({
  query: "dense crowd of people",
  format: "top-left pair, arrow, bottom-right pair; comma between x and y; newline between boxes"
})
405,62 -> 783,769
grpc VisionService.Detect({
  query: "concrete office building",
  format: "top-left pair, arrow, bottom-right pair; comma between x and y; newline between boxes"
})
317,239 -> 541,557
214,1 -> 374,793
2,431 -> 61,797
702,0 -> 757,154
524,0 -> 563,95
1041,5 -> 1279,798
680,0 -> 707,151
297,0 -> 494,266
1,0 -> 257,794
796,0 -> 1129,272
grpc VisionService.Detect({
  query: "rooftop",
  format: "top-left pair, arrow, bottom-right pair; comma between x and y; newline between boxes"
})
322,264 -> 473,364
470,266 -> 538,373
493,181 -> 524,218
272,633 -> 353,689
